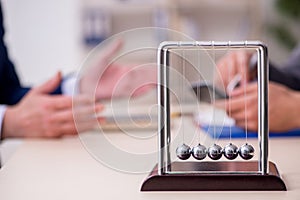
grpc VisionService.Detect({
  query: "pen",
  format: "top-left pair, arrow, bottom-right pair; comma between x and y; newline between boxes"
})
226,53 -> 257,94
226,74 -> 241,94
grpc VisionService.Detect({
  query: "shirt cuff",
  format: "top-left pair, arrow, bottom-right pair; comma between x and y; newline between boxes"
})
61,75 -> 78,96
0,105 -> 7,140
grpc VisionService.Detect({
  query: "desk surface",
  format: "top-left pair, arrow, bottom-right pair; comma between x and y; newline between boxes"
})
0,133 -> 300,199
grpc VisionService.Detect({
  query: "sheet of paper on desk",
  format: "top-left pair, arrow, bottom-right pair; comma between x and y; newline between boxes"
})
93,91 -> 159,131
98,114 -> 158,131
95,104 -> 158,131
194,106 -> 235,127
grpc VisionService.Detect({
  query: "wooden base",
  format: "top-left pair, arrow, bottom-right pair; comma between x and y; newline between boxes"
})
141,161 -> 286,191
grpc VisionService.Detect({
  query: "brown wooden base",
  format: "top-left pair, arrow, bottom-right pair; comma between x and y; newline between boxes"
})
141,161 -> 286,191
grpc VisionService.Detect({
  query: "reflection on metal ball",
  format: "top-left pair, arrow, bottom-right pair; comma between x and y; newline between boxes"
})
239,143 -> 254,160
208,144 -> 222,160
192,144 -> 207,160
223,143 -> 238,160
176,143 -> 191,160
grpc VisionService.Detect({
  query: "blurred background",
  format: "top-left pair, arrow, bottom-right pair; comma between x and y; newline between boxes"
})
0,0 -> 300,165
1,0 -> 300,86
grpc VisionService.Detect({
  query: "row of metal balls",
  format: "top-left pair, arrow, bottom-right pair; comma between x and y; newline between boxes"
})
176,143 -> 254,160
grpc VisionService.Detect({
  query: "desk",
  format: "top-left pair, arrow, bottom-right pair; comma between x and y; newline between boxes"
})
0,133 -> 299,199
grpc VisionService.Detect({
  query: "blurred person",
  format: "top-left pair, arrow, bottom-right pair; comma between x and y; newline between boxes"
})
0,4 -> 155,139
215,44 -> 300,132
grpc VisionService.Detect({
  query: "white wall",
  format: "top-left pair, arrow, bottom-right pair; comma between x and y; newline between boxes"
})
1,0 -> 81,86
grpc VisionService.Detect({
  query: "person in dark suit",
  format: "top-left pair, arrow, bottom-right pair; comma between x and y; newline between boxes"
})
0,3 -> 156,139
0,5 -> 105,139
0,4 -> 29,105
268,46 -> 300,90
0,3 -> 85,139
216,44 -> 300,132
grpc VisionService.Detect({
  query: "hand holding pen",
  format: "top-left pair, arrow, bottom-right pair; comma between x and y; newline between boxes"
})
215,50 -> 257,92
214,50 -> 258,131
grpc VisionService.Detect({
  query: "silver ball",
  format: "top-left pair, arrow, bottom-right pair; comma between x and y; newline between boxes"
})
192,144 -> 207,160
239,143 -> 254,160
207,144 -> 222,160
223,143 -> 238,160
176,143 -> 191,160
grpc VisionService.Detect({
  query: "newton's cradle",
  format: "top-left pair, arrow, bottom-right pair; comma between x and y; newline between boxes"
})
141,41 -> 286,191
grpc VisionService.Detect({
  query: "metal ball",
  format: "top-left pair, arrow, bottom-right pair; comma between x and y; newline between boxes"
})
207,144 -> 222,160
192,144 -> 207,160
223,143 -> 239,160
239,143 -> 255,160
176,143 -> 191,160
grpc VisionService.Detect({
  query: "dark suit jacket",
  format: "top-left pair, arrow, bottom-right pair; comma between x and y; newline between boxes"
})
269,46 -> 300,91
0,4 -> 61,105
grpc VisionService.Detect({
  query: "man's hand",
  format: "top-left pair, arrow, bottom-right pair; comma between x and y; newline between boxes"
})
2,72 -> 103,139
216,82 -> 300,132
80,40 -> 156,100
215,50 -> 254,89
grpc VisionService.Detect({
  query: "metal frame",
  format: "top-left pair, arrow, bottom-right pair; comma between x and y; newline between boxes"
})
157,41 -> 269,175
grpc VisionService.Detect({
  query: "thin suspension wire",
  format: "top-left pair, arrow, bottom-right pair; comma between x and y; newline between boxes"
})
244,65 -> 248,143
228,49 -> 232,143
197,48 -> 201,143
212,44 -> 216,142
182,49 -> 185,144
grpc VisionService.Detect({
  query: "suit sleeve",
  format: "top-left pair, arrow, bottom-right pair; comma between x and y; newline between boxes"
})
0,4 -> 62,105
269,46 -> 300,91
0,4 -> 30,105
